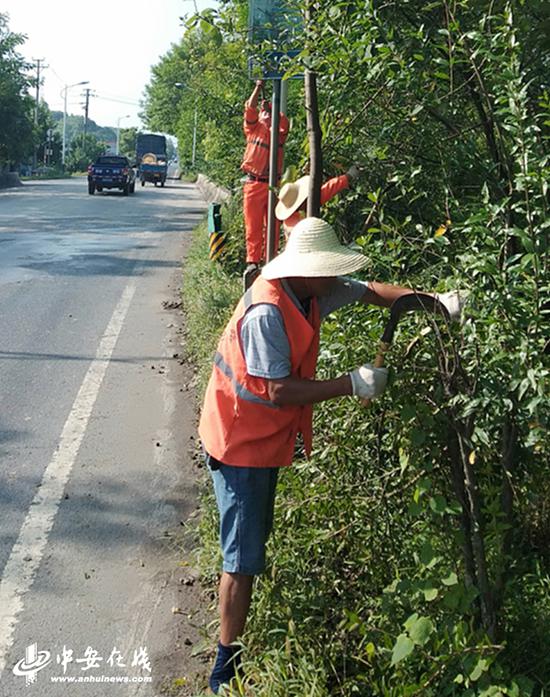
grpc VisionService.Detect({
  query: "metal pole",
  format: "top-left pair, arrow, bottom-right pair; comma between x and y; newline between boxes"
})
61,81 -> 89,168
265,79 -> 281,263
115,115 -> 129,155
34,59 -> 41,126
280,79 -> 288,116
33,59 -> 43,170
84,89 -> 90,136
62,87 -> 68,167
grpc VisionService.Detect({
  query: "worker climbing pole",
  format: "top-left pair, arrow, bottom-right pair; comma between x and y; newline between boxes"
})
242,0 -> 302,290
241,78 -> 289,290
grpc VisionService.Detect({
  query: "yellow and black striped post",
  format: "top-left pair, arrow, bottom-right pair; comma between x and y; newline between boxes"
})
208,203 -> 226,261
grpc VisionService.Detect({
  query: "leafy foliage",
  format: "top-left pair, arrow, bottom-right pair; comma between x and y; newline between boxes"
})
118,127 -> 138,161
0,13 -> 34,166
65,133 -> 106,172
169,1 -> 549,694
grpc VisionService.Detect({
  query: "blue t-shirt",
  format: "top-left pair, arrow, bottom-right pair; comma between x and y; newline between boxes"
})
240,277 -> 369,379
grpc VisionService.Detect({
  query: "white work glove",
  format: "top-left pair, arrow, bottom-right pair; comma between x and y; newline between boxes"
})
349,364 -> 388,400
435,290 -> 468,322
346,163 -> 362,182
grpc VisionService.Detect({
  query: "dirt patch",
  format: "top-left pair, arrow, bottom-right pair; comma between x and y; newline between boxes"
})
152,264 -> 214,697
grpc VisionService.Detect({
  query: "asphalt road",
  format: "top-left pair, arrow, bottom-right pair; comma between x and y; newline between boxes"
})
0,178 -> 208,696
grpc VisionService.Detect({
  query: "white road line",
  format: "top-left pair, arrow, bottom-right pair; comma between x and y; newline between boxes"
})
0,279 -> 137,680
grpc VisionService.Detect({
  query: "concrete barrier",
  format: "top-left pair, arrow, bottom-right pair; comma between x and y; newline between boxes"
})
195,174 -> 231,204
0,172 -> 22,189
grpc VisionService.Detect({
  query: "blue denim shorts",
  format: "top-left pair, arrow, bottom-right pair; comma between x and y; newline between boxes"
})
206,453 -> 279,575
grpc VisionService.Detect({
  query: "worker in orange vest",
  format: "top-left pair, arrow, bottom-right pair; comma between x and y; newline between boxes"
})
241,79 -> 290,281
199,217 -> 465,694
275,165 -> 362,238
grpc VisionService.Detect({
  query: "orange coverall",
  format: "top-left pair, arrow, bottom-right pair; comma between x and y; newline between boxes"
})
241,103 -> 289,264
282,174 -> 350,238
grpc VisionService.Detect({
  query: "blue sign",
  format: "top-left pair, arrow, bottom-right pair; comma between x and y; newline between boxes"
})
248,0 -> 303,78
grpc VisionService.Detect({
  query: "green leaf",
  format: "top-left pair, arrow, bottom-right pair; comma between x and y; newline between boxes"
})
399,448 -> 410,474
422,582 -> 439,602
391,634 -> 415,665
401,404 -> 416,421
404,613 -> 419,632
407,616 -> 434,645
429,495 -> 447,514
443,586 -> 461,609
442,571 -> 458,586
420,542 -> 439,568
469,658 -> 489,682
408,500 -> 423,517
411,428 -> 426,446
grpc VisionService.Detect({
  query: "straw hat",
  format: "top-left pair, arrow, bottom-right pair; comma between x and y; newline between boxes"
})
262,217 -> 368,280
275,175 -> 310,221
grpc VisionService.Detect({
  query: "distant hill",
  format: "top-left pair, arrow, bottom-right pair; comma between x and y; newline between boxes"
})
51,111 -> 117,146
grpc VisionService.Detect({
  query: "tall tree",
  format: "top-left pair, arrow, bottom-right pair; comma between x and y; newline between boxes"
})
66,133 -> 105,172
0,13 -> 34,167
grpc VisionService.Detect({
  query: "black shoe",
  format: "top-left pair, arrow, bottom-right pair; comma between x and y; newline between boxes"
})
243,263 -> 260,291
209,642 -> 241,694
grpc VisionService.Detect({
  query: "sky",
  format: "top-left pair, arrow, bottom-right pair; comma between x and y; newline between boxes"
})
2,0 -> 213,130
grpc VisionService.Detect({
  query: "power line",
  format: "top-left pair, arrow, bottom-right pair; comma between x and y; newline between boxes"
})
47,64 -> 66,86
94,94 -> 141,106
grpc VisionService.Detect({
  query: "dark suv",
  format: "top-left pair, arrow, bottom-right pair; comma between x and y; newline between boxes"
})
87,155 -> 136,196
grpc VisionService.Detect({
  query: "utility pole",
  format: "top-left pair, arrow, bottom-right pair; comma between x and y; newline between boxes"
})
61,81 -> 89,167
116,115 -> 130,155
33,58 -> 45,125
83,88 -> 92,136
33,58 -> 46,169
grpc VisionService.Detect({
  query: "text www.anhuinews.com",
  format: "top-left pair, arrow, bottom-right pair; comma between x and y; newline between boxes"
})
51,675 -> 152,683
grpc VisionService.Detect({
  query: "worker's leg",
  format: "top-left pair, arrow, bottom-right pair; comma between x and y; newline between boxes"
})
219,572 -> 254,645
243,181 -> 268,264
207,456 -> 279,693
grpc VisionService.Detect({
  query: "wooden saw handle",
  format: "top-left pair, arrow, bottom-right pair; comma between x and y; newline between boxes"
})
361,341 -> 390,407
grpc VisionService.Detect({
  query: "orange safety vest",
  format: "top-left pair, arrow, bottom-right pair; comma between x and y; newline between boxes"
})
199,277 -> 320,468
241,105 -> 289,179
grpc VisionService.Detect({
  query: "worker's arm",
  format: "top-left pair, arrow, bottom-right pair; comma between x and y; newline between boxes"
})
244,80 -> 264,134
360,281 -> 416,308
246,80 -> 264,110
241,303 -> 387,409
267,365 -> 387,406
267,374 -> 352,406
279,113 -> 290,144
319,174 -> 350,206
360,282 -> 466,320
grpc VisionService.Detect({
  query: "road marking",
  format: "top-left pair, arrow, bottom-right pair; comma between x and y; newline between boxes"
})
0,279 -> 137,679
